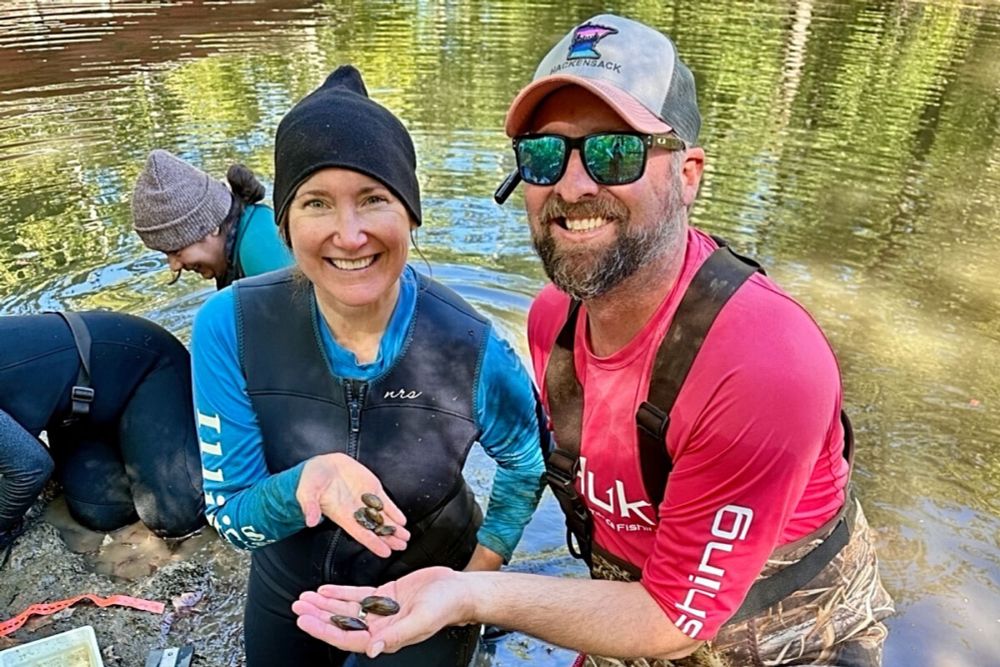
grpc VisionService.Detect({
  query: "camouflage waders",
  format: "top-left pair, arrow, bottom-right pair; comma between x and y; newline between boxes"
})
576,499 -> 894,667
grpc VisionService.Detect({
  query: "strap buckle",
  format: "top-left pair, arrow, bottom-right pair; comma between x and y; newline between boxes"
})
545,448 -> 593,563
567,527 -> 586,560
545,448 -> 579,492
69,385 -> 95,417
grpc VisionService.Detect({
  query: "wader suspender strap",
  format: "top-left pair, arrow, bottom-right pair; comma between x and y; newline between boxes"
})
636,245 -> 762,511
545,299 -> 591,563
52,312 -> 95,425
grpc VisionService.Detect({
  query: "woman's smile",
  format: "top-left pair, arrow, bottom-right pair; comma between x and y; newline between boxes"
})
326,254 -> 379,271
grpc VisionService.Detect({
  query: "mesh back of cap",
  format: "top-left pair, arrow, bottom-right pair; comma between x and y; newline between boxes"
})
661,59 -> 700,145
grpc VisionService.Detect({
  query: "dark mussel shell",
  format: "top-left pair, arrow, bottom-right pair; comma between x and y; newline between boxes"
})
354,508 -> 379,531
360,595 -> 401,616
330,614 -> 369,631
361,493 -> 384,511
363,507 -> 384,525
374,524 -> 396,537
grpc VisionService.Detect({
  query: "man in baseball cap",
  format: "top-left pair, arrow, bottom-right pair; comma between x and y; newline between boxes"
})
294,15 -> 894,666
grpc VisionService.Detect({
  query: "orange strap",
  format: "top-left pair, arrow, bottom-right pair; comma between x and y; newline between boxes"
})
0,593 -> 164,638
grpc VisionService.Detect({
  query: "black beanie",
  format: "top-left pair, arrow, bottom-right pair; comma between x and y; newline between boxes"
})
273,65 -> 421,227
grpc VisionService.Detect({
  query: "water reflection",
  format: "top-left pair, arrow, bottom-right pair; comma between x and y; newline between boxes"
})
0,1 -> 998,665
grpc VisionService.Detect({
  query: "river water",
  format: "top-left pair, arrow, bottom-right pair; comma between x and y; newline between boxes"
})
0,1 -> 997,665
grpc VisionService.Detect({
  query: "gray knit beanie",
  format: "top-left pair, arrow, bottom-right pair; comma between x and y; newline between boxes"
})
132,149 -> 233,253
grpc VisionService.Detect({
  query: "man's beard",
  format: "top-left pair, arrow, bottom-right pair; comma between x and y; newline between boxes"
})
530,186 -> 685,301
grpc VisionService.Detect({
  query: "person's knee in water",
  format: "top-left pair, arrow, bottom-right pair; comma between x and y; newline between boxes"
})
0,312 -> 205,549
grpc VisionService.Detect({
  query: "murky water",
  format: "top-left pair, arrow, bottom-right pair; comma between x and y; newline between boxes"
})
1,1 -> 997,665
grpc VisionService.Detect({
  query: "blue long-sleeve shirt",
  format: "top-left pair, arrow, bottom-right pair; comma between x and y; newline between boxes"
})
191,265 -> 545,561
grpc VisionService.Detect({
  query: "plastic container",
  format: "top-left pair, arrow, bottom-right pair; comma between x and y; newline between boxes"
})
0,626 -> 104,667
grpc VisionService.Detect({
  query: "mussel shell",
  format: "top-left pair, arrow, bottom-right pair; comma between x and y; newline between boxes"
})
360,595 -> 401,616
354,508 -> 378,531
361,493 -> 384,511
374,524 -> 396,536
330,614 -> 369,631
363,507 -> 384,525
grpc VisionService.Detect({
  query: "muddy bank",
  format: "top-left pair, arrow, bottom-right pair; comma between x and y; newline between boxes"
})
0,496 -> 250,666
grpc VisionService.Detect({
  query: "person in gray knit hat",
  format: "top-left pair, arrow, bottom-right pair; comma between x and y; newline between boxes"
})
132,149 -> 292,289
189,65 -> 548,667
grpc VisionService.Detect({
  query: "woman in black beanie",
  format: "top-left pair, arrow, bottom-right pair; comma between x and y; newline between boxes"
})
189,66 -> 548,666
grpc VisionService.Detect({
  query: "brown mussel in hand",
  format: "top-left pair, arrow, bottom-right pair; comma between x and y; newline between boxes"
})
363,507 -> 384,525
360,595 -> 401,616
361,493 -> 384,511
330,614 -> 369,631
354,508 -> 379,531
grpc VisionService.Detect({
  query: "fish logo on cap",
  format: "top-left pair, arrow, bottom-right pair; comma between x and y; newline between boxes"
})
567,23 -> 618,60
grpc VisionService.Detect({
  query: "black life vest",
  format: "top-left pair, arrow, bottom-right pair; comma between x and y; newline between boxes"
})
543,242 -> 856,623
234,269 -> 488,593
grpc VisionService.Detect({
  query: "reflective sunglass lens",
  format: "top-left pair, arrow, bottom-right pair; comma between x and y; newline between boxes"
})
584,134 -> 646,184
516,136 -> 566,185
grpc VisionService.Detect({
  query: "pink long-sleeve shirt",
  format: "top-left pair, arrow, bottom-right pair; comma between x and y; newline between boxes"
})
528,227 -> 849,640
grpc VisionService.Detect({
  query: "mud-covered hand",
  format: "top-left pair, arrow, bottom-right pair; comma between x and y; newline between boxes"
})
293,566 -> 471,657
295,452 -> 410,557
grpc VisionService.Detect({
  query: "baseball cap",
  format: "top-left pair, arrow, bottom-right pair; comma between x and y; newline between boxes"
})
504,14 -> 701,144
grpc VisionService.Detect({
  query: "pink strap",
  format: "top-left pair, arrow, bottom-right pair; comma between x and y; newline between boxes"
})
0,593 -> 165,637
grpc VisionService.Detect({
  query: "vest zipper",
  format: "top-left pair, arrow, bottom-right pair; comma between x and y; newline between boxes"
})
323,378 -> 368,581
347,380 -> 365,443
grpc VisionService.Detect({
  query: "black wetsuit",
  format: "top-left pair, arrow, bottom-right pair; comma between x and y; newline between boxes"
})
0,312 -> 203,537
234,271 -> 485,666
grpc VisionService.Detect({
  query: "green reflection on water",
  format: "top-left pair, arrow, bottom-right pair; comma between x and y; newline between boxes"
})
0,1 -> 998,664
